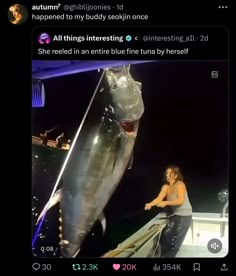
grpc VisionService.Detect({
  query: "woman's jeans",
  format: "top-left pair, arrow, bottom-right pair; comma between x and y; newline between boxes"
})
152,215 -> 192,258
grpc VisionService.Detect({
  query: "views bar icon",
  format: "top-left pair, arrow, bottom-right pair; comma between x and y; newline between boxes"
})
153,264 -> 160,271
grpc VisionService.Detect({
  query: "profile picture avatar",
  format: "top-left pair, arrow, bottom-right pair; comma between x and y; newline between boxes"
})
38,33 -> 51,45
8,4 -> 28,25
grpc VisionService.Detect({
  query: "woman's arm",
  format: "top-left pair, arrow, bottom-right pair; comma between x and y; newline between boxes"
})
150,185 -> 169,205
145,185 -> 168,210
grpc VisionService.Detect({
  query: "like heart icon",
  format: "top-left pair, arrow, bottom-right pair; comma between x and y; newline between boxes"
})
113,264 -> 121,270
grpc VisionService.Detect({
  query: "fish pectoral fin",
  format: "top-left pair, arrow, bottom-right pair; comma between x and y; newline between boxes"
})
112,136 -> 122,172
98,212 -> 106,235
127,153 -> 134,170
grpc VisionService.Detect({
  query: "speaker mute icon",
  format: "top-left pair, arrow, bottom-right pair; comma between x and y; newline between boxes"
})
207,239 -> 222,253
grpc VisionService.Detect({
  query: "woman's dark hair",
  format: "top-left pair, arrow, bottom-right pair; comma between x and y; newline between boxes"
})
164,164 -> 184,183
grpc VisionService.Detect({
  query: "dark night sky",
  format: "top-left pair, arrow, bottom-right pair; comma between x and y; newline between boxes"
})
32,61 -> 228,218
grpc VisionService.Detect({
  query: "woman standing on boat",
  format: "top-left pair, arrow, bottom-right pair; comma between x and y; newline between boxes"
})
144,165 -> 192,257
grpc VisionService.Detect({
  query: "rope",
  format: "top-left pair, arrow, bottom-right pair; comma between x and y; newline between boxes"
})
101,224 -> 164,257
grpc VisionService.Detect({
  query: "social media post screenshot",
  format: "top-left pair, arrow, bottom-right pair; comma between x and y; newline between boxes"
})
30,23 -> 229,272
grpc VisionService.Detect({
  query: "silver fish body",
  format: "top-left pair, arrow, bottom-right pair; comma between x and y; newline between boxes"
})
60,65 -> 144,257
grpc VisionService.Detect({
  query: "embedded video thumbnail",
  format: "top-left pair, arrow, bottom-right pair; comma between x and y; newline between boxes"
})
32,60 -> 228,258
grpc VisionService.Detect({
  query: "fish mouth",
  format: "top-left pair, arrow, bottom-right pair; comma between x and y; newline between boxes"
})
119,120 -> 138,134
60,241 -> 80,258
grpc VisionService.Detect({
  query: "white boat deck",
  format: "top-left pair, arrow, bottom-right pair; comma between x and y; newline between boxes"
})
102,212 -> 228,258
177,212 -> 228,257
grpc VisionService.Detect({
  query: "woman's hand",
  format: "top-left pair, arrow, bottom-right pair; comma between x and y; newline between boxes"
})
144,203 -> 152,210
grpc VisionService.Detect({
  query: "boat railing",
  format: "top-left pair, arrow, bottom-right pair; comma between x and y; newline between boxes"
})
101,223 -> 165,258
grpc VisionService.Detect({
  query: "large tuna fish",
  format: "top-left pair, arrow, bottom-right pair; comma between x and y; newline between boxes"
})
36,64 -> 144,257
